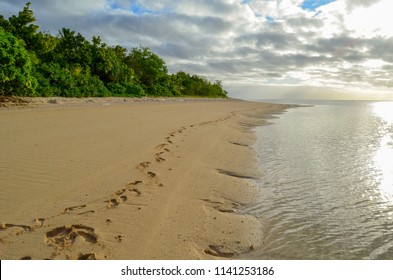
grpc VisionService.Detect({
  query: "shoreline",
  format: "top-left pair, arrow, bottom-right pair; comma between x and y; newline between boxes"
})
0,96 -> 240,109
0,98 -> 292,259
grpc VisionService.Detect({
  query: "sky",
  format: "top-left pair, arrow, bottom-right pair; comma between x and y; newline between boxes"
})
1,0 -> 393,100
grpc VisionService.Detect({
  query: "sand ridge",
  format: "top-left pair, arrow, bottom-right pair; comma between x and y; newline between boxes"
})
0,98 -> 291,260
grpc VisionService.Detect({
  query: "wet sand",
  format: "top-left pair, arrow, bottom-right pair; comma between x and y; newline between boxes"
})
0,97 -> 290,260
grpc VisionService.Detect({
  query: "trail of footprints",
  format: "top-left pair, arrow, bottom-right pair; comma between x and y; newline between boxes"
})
105,180 -> 143,209
0,177 -> 147,260
1,115 -> 238,259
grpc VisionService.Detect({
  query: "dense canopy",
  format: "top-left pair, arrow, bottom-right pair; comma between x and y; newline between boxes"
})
0,2 -> 228,98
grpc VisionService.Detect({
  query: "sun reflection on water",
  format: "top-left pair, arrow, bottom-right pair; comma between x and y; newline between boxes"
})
372,102 -> 393,200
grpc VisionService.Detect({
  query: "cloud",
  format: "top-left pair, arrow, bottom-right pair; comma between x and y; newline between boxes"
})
1,0 -> 393,99
345,0 -> 382,11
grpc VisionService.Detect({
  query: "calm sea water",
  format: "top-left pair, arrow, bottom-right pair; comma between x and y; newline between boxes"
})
243,100 -> 393,260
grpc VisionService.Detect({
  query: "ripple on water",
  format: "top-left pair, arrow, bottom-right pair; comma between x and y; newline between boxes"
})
242,101 -> 393,260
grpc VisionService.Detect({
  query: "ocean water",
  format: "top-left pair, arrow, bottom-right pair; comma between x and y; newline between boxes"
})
243,100 -> 393,260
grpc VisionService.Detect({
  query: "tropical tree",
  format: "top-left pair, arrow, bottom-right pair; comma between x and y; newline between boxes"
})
52,28 -> 92,67
2,2 -> 39,50
91,36 -> 133,84
0,27 -> 37,96
125,46 -> 167,87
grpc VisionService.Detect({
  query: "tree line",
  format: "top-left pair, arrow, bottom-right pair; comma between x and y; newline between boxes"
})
0,2 -> 228,98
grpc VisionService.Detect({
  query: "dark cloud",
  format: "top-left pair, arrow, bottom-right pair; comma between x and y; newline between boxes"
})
286,16 -> 324,29
346,0 -> 383,11
368,37 -> 393,63
236,31 -> 300,50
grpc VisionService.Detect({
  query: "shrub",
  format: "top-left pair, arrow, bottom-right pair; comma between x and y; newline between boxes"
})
0,27 -> 37,96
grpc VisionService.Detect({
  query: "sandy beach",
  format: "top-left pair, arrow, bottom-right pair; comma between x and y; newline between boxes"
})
0,97 -> 290,260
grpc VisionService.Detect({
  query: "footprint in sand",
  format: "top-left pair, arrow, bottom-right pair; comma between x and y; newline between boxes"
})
137,161 -> 151,170
147,171 -> 157,178
155,152 -> 166,162
128,180 -> 143,186
0,223 -> 32,232
62,204 -> 86,214
45,224 -> 97,248
106,199 -> 119,208
165,136 -> 174,144
156,143 -> 167,150
116,180 -> 142,195
115,235 -> 124,242
129,188 -> 141,196
156,157 -> 166,162
115,188 -> 127,196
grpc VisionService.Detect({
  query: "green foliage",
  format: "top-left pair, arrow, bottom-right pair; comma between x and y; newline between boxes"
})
91,36 -> 134,84
1,3 -> 228,98
5,2 -> 39,51
0,15 -> 13,33
125,46 -> 168,88
107,82 -> 146,97
171,72 -> 228,97
53,28 -> 92,67
34,63 -> 109,97
33,31 -> 57,59
0,27 -> 37,96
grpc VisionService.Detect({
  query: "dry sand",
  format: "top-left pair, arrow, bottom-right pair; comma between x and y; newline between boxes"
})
0,97 -> 291,260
